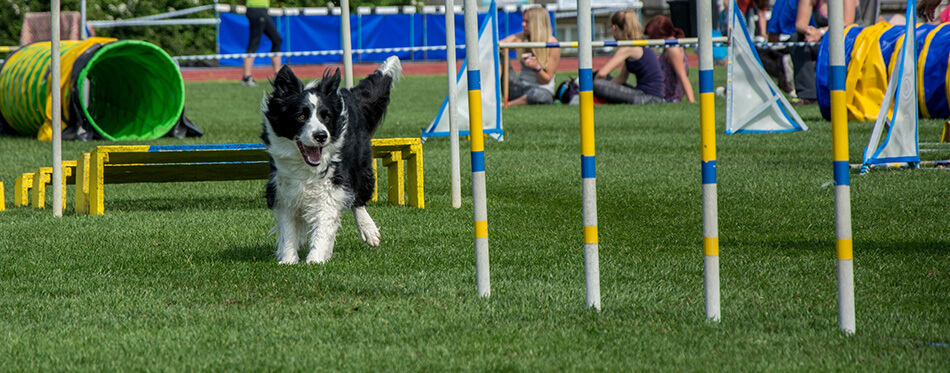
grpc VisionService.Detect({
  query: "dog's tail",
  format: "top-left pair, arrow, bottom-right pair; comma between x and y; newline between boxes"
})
347,56 -> 402,136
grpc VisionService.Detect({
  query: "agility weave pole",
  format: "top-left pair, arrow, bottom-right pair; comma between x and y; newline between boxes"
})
828,0 -> 856,335
444,0 -> 462,209
341,0 -> 354,88
51,0 -> 65,217
576,0 -> 601,311
463,0 -> 491,298
698,0 -> 720,322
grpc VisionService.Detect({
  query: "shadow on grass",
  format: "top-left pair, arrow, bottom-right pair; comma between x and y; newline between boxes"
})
220,245 -> 274,262
107,195 -> 266,213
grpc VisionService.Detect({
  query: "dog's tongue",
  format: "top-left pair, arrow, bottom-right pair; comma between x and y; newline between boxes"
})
297,140 -> 322,166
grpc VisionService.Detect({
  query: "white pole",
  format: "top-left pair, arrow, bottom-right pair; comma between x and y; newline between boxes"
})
80,0 -> 88,39
445,1 -> 462,209
51,0 -> 64,217
828,0 -> 856,335
576,0 -> 600,310
698,0 -> 720,321
341,0 -> 354,88
464,0 -> 489,297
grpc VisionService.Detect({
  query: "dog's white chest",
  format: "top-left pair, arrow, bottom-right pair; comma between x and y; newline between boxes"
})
277,173 -> 348,210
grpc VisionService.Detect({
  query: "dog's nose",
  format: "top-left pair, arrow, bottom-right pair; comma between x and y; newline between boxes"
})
313,130 -> 328,143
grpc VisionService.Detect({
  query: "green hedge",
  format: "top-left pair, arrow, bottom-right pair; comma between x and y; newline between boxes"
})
1,0 -> 411,61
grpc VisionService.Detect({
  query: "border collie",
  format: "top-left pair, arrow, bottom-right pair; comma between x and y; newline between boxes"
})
261,56 -> 402,264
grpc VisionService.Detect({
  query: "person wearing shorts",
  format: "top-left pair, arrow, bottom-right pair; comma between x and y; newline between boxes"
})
242,0 -> 283,86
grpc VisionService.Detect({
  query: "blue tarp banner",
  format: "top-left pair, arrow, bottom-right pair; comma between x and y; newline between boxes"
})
218,10 -> 527,66
287,15 -> 345,64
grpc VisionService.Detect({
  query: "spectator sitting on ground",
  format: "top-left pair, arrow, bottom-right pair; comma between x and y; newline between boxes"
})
736,0 -> 772,39
591,10 -> 665,105
918,0 -> 947,22
644,15 -> 695,103
788,0 -> 856,104
500,6 -> 560,106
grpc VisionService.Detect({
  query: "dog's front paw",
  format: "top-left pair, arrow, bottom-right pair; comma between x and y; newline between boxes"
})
353,206 -> 380,248
276,251 -> 299,265
359,223 -> 380,248
305,249 -> 331,264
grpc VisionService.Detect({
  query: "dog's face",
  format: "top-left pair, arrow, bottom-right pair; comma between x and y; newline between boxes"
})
263,66 -> 345,167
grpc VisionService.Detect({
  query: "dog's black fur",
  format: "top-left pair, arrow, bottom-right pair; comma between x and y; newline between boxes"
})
262,66 -> 394,210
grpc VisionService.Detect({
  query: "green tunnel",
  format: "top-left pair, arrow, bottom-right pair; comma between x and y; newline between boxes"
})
0,38 -> 184,141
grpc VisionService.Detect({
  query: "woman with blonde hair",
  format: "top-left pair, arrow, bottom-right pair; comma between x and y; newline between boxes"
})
592,10 -> 665,104
500,6 -> 561,106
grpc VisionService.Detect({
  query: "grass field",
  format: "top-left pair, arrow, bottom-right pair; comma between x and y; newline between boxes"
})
1,67 -> 948,370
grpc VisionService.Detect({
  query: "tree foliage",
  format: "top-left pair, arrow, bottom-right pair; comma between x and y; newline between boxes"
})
1,0 -> 411,59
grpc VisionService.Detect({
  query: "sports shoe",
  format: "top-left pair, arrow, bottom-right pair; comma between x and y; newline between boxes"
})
789,97 -> 817,106
241,76 -> 257,86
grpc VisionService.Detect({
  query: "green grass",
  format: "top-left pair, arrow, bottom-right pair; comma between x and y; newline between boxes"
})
1,69 -> 949,370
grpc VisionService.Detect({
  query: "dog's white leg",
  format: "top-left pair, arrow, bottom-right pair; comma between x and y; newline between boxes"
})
305,208 -> 342,264
274,208 -> 300,264
295,218 -> 310,253
353,206 -> 380,247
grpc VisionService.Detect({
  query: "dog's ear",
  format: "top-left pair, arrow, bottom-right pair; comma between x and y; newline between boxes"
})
271,65 -> 303,98
318,68 -> 342,96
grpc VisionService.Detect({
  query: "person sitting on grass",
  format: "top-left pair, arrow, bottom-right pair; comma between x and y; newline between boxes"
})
500,6 -> 561,106
592,10 -> 665,105
644,15 -> 695,103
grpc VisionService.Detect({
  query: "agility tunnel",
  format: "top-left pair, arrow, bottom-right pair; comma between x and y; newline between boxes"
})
0,37 -> 195,141
817,22 -> 950,121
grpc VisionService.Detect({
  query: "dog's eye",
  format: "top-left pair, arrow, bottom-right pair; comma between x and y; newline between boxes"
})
297,114 -> 306,121
322,115 -> 330,122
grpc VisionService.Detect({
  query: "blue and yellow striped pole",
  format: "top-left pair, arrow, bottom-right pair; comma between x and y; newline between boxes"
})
463,0 -> 490,297
576,0 -> 600,310
698,0 -> 719,321
828,0 -> 855,334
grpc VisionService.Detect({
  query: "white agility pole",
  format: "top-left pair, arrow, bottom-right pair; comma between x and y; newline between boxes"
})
445,0 -> 462,209
575,0 -> 600,310
341,0 -> 354,88
464,0 -> 489,297
698,0 -> 720,321
51,0 -> 64,217
80,0 -> 88,39
828,0 -> 856,335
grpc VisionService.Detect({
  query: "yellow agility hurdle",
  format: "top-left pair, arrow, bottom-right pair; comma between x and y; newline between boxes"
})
74,139 -> 422,215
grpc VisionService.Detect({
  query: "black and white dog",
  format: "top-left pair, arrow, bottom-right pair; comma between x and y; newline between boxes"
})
261,56 -> 402,264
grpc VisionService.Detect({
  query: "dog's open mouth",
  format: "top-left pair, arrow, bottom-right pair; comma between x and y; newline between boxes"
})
296,140 -> 322,166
